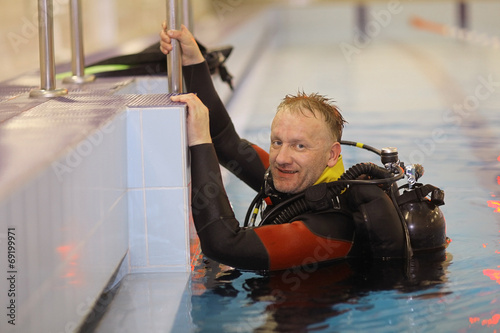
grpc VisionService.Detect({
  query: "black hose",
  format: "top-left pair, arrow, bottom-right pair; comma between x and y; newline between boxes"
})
340,140 -> 381,155
243,185 -> 265,227
259,163 -> 401,225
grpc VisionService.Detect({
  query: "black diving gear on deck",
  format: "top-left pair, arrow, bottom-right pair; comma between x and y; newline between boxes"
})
85,41 -> 235,89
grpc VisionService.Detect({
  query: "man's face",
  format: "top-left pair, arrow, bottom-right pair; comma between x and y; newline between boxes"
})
269,108 -> 340,194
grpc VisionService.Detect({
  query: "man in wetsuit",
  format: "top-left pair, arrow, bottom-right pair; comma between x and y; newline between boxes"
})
160,22 -> 405,271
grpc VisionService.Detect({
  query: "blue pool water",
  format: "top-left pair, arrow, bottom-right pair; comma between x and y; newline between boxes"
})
172,3 -> 500,332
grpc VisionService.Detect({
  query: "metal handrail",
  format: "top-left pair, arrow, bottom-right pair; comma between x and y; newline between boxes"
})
182,0 -> 193,32
63,0 -> 95,84
30,0 -> 191,96
30,0 -> 68,98
167,0 -> 184,93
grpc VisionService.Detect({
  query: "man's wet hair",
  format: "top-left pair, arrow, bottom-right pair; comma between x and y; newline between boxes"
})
276,91 -> 347,142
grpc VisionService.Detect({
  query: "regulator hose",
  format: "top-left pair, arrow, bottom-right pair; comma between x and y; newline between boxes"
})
257,162 -> 402,226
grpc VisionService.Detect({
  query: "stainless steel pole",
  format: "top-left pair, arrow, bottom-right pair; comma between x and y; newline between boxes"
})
182,0 -> 193,33
30,0 -> 68,98
167,0 -> 183,93
63,0 -> 95,84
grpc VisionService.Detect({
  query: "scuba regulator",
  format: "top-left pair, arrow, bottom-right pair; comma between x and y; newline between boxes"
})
244,140 -> 448,258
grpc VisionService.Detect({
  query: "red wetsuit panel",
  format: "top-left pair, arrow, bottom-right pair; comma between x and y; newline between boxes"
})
251,144 -> 270,169
254,221 -> 353,271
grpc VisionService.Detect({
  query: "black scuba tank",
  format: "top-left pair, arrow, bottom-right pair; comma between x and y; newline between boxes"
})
399,196 -> 448,252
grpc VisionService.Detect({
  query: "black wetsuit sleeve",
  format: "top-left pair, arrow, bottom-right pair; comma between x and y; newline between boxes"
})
190,144 -> 355,271
183,62 -> 267,191
190,143 -> 270,270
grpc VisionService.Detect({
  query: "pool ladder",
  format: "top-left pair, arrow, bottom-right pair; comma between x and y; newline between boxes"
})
29,0 -> 191,98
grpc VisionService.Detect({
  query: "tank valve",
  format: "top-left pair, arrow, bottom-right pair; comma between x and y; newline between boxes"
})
381,147 -> 399,171
405,164 -> 424,188
405,165 -> 417,188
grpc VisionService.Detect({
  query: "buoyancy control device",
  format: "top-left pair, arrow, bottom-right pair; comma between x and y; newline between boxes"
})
244,141 -> 449,258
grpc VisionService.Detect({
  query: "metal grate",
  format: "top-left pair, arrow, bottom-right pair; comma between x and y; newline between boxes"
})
127,93 -> 184,108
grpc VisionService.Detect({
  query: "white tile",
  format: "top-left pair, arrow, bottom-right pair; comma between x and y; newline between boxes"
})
36,198 -> 57,289
126,109 -> 144,189
98,115 -> 128,215
180,113 -> 190,189
83,193 -> 129,278
145,188 -> 189,269
23,180 -> 42,303
0,107 -> 130,332
93,272 -> 190,333
128,189 -> 148,269
142,107 -> 186,188
50,193 -> 129,333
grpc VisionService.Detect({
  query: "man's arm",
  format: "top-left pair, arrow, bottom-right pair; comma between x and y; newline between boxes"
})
183,62 -> 268,191
190,143 -> 354,271
161,22 -> 267,191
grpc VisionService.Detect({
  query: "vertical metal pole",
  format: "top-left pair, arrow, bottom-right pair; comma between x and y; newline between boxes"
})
30,0 -> 68,98
63,0 -> 95,84
458,1 -> 468,30
356,3 -> 368,43
167,0 -> 183,93
182,0 -> 193,33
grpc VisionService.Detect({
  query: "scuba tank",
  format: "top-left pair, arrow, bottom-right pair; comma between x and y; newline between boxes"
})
244,141 -> 448,258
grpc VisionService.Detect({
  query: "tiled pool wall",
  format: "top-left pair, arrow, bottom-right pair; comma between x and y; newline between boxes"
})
0,78 -> 194,332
